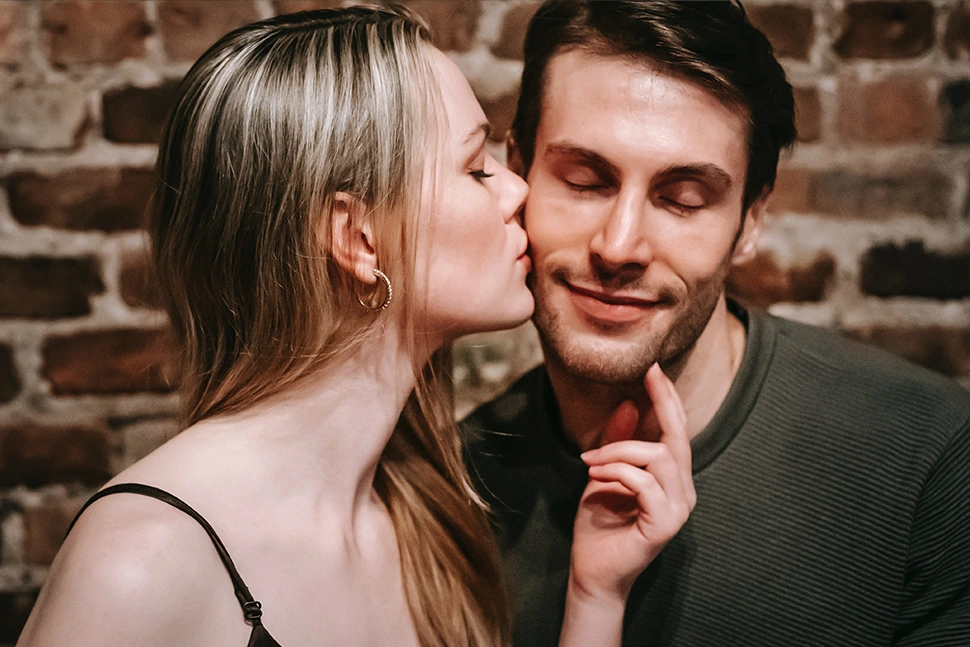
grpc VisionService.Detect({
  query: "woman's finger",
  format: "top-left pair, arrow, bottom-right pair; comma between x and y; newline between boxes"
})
582,441 -> 688,507
645,363 -> 695,505
587,462 -> 669,520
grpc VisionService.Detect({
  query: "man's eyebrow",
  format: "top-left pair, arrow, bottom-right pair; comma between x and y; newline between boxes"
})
544,142 -> 620,178
463,123 -> 491,146
656,163 -> 733,189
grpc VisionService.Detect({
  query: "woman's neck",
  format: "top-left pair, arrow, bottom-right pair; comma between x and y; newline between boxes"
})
190,324 -> 422,531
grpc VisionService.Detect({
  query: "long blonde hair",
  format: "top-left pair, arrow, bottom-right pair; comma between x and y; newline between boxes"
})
150,6 -> 508,645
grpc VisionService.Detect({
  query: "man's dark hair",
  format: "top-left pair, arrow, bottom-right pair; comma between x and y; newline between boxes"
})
511,0 -> 796,211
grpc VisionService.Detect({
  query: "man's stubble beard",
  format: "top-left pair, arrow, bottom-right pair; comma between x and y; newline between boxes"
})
532,257 -> 732,386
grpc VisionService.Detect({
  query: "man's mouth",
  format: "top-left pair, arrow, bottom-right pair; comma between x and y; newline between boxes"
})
563,281 -> 669,324
565,282 -> 666,306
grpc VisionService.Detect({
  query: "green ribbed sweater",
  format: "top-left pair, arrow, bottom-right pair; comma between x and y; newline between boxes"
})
462,306 -> 970,646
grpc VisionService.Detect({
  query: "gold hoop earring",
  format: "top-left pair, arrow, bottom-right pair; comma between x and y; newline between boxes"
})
357,269 -> 392,311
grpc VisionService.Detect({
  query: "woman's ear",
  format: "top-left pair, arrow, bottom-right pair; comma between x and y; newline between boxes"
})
328,191 -> 378,285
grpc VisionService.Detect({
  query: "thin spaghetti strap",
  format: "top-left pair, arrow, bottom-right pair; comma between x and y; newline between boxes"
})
66,483 -> 265,624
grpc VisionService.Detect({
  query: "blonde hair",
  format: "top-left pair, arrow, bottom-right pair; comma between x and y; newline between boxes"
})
150,7 -> 508,645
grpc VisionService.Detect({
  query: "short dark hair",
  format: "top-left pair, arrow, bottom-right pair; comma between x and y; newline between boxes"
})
511,0 -> 796,211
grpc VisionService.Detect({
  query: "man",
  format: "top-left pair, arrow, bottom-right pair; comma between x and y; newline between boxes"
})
462,1 -> 970,645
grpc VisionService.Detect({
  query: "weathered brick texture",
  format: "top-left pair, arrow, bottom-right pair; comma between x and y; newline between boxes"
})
23,496 -> 88,565
119,251 -> 163,310
8,168 -> 155,231
0,593 -> 38,645
834,1 -> 935,59
0,425 -> 110,487
0,256 -> 103,319
748,4 -> 815,61
860,241 -> 970,299
43,329 -> 179,395
793,87 -> 821,143
273,0 -> 344,13
403,0 -> 482,52
942,80 -> 970,143
727,252 -> 837,308
0,84 -> 87,151
0,2 -> 27,67
0,344 -> 19,404
944,1 -> 970,60
492,2 -> 540,60
158,0 -> 261,62
41,0 -> 151,66
102,82 -> 181,144
838,76 -> 940,143
768,167 -> 954,219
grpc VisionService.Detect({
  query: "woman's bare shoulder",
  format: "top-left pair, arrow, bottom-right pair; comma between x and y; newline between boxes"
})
17,487 -> 238,647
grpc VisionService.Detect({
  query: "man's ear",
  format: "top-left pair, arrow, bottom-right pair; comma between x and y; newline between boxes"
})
328,191 -> 378,285
731,191 -> 767,266
506,135 -> 525,178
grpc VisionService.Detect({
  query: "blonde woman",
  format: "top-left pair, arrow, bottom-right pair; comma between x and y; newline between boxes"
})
17,7 -> 693,647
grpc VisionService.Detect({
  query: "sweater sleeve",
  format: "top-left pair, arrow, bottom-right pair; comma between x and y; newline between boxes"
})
894,415 -> 970,646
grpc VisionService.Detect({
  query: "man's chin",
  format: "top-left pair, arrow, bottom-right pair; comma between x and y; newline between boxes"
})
541,332 -> 664,385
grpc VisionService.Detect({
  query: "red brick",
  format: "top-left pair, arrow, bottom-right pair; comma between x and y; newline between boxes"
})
0,425 -> 109,487
0,256 -> 104,318
119,251 -> 163,310
41,1 -> 150,66
834,1 -> 934,59
812,169 -> 952,220
7,168 -> 155,231
478,87 -> 519,143
274,0 -> 344,13
102,81 -> 181,144
845,326 -> 970,377
24,495 -> 89,565
748,4 -> 815,61
44,328 -> 179,395
944,1 -> 970,60
158,0 -> 260,62
727,251 -> 836,307
0,344 -> 19,404
401,0 -> 481,53
0,592 -> 39,644
0,2 -> 27,66
860,241 -> 969,299
0,84 -> 87,151
766,167 -> 812,214
941,79 -> 970,143
491,2 -> 540,60
793,87 -> 821,143
838,75 -> 940,143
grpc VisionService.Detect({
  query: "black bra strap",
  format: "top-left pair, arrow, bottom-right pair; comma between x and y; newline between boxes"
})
66,483 -> 264,624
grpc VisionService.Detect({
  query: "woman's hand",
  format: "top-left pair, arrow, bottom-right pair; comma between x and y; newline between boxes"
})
559,363 -> 696,647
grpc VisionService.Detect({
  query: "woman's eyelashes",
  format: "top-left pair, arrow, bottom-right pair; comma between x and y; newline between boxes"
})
470,169 -> 494,182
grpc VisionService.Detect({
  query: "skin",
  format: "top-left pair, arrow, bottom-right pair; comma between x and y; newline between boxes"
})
507,50 -> 768,646
17,47 -> 532,647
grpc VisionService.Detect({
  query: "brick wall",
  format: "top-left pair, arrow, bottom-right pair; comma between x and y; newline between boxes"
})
0,0 -> 968,641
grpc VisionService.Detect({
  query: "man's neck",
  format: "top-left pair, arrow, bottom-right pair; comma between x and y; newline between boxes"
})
546,296 -> 747,452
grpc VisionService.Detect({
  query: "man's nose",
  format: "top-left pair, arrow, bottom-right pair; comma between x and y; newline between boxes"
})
589,190 -> 653,276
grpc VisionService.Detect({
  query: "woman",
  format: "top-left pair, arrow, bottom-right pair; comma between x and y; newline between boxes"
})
17,7 -> 692,647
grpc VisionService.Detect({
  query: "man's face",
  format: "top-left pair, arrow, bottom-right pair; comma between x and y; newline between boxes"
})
522,50 -> 762,384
